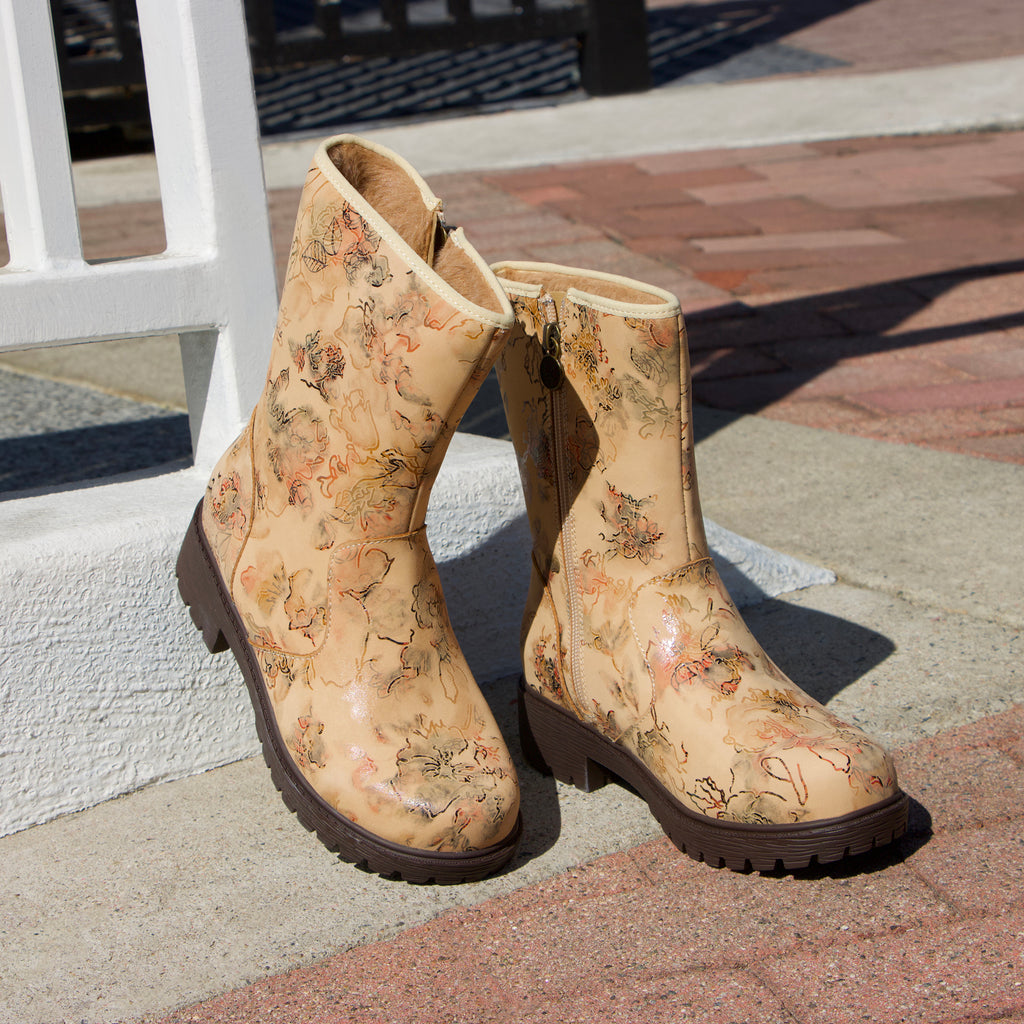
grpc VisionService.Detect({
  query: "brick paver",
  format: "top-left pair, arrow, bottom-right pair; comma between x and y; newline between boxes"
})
785,0 -> 1024,72
756,913 -> 1024,1024
472,131 -> 1024,464
157,705 -> 1024,1024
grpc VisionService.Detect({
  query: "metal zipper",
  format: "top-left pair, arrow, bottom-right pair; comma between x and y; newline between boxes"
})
538,295 -> 564,390
538,293 -> 586,717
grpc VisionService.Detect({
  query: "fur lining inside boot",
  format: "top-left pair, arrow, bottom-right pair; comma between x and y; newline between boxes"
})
327,141 -> 502,313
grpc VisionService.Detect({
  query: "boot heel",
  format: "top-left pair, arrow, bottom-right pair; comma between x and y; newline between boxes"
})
518,683 -> 609,793
176,503 -> 229,655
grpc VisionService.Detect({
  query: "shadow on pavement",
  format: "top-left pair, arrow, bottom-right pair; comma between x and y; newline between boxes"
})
3,258 -> 1016,497
686,258 -> 1024,439
0,413 -> 191,498
463,260 -> 1024,446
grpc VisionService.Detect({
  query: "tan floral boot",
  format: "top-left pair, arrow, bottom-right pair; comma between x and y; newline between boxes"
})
175,136 -> 521,883
492,261 -> 908,871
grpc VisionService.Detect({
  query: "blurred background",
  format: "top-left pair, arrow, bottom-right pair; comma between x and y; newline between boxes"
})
57,0 -> 867,158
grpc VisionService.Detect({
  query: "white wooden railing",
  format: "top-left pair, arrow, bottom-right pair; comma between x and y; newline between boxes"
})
0,0 -> 535,840
0,0 -> 278,470
0,0 -> 283,836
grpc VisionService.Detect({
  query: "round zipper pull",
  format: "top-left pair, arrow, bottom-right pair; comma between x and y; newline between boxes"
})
540,322 -> 564,389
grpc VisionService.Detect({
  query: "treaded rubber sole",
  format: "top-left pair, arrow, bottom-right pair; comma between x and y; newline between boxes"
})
176,500 -> 522,884
519,679 -> 908,872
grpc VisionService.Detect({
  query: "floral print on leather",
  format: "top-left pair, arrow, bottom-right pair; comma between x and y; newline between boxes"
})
200,145 -> 518,852
202,424 -> 254,574
495,265 -> 899,826
627,557 -> 896,823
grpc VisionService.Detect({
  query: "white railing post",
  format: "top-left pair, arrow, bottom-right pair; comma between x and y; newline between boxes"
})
0,0 -> 278,472
136,0 -> 279,467
0,0 -> 83,272
0,0 -> 281,837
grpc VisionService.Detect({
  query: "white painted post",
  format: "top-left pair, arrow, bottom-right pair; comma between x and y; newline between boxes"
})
0,0 -> 279,469
0,0 -> 83,272
0,0 -> 280,836
135,0 -> 279,466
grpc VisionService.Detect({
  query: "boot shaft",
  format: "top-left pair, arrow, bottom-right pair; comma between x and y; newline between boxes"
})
494,261 -> 708,585
204,138 -> 514,658
255,136 -> 513,545
493,261 -> 710,731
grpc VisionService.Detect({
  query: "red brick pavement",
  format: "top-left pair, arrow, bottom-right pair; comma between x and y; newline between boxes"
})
157,705 -> 1024,1024
453,130 -> 1024,465
645,0 -> 1024,77
3,132 -> 1022,464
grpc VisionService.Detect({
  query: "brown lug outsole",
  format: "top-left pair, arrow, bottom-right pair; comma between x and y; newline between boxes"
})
176,501 -> 522,884
519,679 -> 908,872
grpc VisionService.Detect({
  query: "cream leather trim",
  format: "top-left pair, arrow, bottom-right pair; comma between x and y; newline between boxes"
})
491,260 -> 680,320
493,276 -> 543,299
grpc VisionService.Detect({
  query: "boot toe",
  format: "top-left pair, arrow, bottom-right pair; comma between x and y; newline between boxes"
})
778,738 -> 901,824
400,769 -> 522,853
306,722 -> 521,856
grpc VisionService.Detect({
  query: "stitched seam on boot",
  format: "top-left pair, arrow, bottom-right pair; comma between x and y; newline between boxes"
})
528,559 -> 588,722
226,409 -> 260,604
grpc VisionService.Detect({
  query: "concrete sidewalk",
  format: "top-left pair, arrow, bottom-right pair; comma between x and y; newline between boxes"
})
3,408 -> 1020,1024
1,1 -> 1023,1022
2,407 -> 1020,1024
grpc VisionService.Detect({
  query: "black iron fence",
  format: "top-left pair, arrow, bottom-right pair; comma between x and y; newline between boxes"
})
52,0 -> 650,135
53,0 -> 147,132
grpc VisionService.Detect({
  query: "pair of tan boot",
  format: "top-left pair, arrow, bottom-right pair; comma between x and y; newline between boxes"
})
177,135 -> 908,883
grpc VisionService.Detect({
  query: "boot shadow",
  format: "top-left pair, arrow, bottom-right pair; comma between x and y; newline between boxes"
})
742,596 -> 895,707
479,673 -> 564,868
435,511 -> 564,865
761,794 -> 932,880
441,359 -> 601,868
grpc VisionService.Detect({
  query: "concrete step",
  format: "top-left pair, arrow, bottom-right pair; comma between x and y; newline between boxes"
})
0,427 -> 832,840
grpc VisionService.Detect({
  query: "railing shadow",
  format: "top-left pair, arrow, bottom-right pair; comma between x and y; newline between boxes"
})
686,258 -> 1024,440
465,258 -> 1024,445
251,0 -> 873,136
58,0 -> 879,154
0,411 -> 191,498
646,0 -> 867,86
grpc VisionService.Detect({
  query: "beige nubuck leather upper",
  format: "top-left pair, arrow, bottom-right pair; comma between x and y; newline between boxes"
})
494,262 -> 900,826
201,137 -> 519,852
